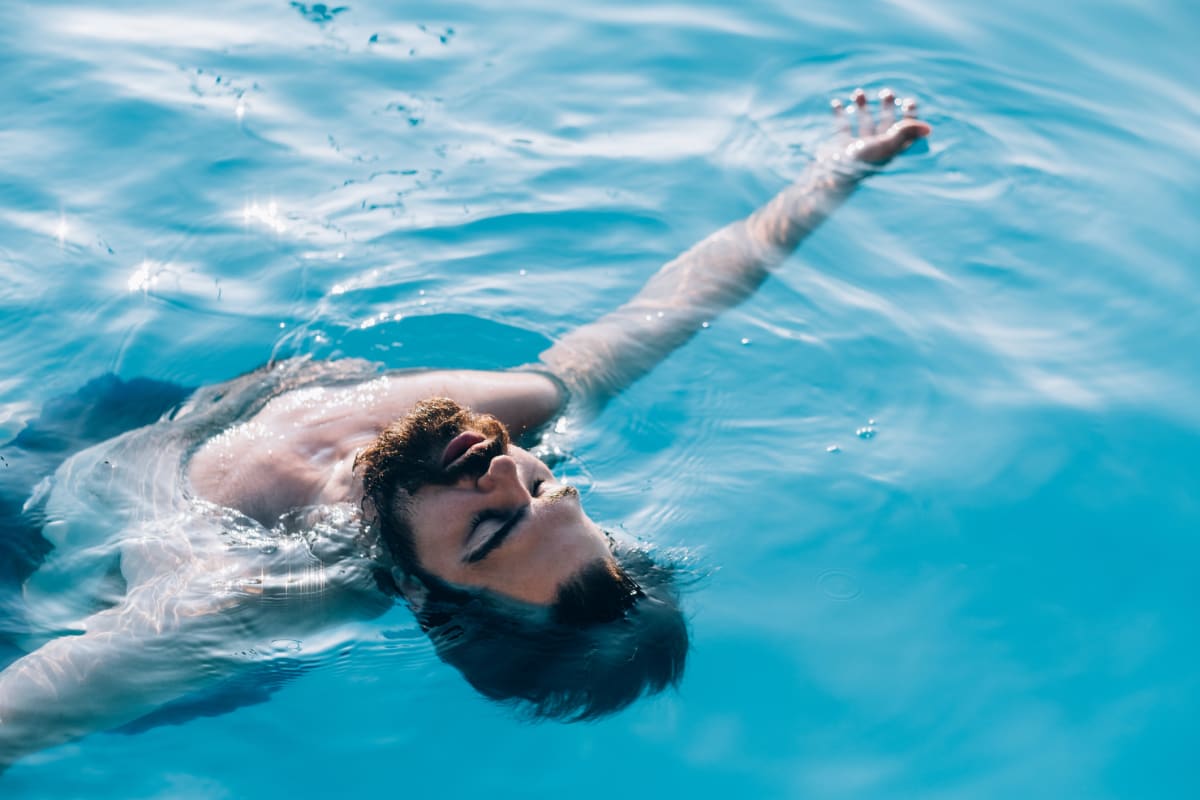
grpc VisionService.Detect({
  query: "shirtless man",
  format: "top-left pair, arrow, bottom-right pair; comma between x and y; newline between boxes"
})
0,91 -> 929,768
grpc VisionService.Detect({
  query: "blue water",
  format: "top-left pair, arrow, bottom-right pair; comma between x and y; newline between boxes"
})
2,0 -> 1197,796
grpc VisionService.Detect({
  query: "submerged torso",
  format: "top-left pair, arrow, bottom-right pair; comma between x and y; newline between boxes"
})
23,358 -> 394,641
21,357 -> 564,641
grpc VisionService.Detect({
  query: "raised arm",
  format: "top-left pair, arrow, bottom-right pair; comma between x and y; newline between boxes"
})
538,90 -> 930,410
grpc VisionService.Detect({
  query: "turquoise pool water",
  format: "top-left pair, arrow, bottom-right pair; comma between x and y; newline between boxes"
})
1,0 -> 1197,796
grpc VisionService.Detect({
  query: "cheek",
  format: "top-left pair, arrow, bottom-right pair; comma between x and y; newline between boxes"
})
524,517 -> 606,568
409,502 -> 462,572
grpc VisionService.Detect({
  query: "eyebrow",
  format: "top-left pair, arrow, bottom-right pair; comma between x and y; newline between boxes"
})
464,505 -> 527,564
461,483 -> 578,565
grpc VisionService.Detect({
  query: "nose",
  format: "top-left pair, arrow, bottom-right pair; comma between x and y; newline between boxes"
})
475,454 -> 528,501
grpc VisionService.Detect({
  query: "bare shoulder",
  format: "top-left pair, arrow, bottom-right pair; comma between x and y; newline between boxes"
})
187,367 -> 563,524
411,369 -> 564,436
264,368 -> 563,438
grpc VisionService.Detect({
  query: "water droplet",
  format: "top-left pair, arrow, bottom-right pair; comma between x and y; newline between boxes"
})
818,570 -> 861,600
740,337 -> 751,345
868,418 -> 876,425
856,427 -> 875,439
701,321 -> 710,329
279,322 -> 286,329
826,445 -> 840,454
519,269 -> 527,276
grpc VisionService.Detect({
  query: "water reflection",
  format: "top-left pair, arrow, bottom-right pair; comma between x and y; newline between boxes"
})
127,259 -> 165,293
241,199 -> 287,234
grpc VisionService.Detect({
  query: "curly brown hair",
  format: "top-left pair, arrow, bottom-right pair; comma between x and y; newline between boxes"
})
354,397 -> 690,721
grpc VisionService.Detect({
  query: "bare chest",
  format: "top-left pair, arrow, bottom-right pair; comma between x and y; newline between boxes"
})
187,385 -> 381,525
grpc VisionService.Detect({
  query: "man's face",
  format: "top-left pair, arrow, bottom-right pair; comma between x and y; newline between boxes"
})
382,399 -> 613,605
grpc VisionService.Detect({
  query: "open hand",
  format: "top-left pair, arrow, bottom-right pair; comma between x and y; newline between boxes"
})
832,87 -> 931,164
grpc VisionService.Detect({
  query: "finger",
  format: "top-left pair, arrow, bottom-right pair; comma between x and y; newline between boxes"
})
852,88 -> 873,137
878,88 -> 896,129
850,118 -> 931,163
831,98 -> 851,139
893,117 -> 932,144
902,98 -> 919,120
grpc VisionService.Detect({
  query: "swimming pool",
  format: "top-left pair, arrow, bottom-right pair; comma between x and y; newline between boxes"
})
1,0 -> 1196,796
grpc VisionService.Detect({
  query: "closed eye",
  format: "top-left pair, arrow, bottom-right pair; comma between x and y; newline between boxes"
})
467,480 -> 542,540
465,506 -> 526,564
468,509 -> 506,540
463,476 -> 548,564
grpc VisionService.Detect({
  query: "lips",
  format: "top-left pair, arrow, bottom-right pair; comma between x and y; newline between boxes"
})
441,430 -> 487,469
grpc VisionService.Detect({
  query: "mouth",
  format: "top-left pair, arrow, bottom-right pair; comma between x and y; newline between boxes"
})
441,430 -> 488,469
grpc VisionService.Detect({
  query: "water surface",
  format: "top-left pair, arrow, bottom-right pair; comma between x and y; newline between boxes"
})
1,0 -> 1197,797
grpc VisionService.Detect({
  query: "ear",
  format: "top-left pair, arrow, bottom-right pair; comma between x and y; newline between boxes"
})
393,569 -> 429,611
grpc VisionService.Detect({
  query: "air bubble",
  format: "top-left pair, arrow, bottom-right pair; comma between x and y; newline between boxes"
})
856,427 -> 875,439
818,570 -> 861,600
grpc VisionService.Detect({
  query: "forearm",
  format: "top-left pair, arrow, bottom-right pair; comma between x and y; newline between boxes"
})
0,630 -> 185,765
540,155 -> 865,408
0,580 -> 238,767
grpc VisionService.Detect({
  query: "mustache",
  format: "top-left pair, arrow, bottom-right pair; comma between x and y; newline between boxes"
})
358,397 -> 512,501
438,433 -> 509,484
542,483 -> 579,503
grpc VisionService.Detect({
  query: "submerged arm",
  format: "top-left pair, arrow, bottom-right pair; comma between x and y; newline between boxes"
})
0,526 -> 386,770
539,95 -> 930,411
0,571 -> 234,768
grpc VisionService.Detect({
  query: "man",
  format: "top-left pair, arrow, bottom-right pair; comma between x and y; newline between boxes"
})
0,91 -> 929,767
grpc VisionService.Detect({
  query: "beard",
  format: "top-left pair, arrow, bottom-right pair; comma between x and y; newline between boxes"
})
356,397 -> 511,504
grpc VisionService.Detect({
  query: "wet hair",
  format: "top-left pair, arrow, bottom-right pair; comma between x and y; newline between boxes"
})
409,540 -> 689,721
355,403 -> 690,720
